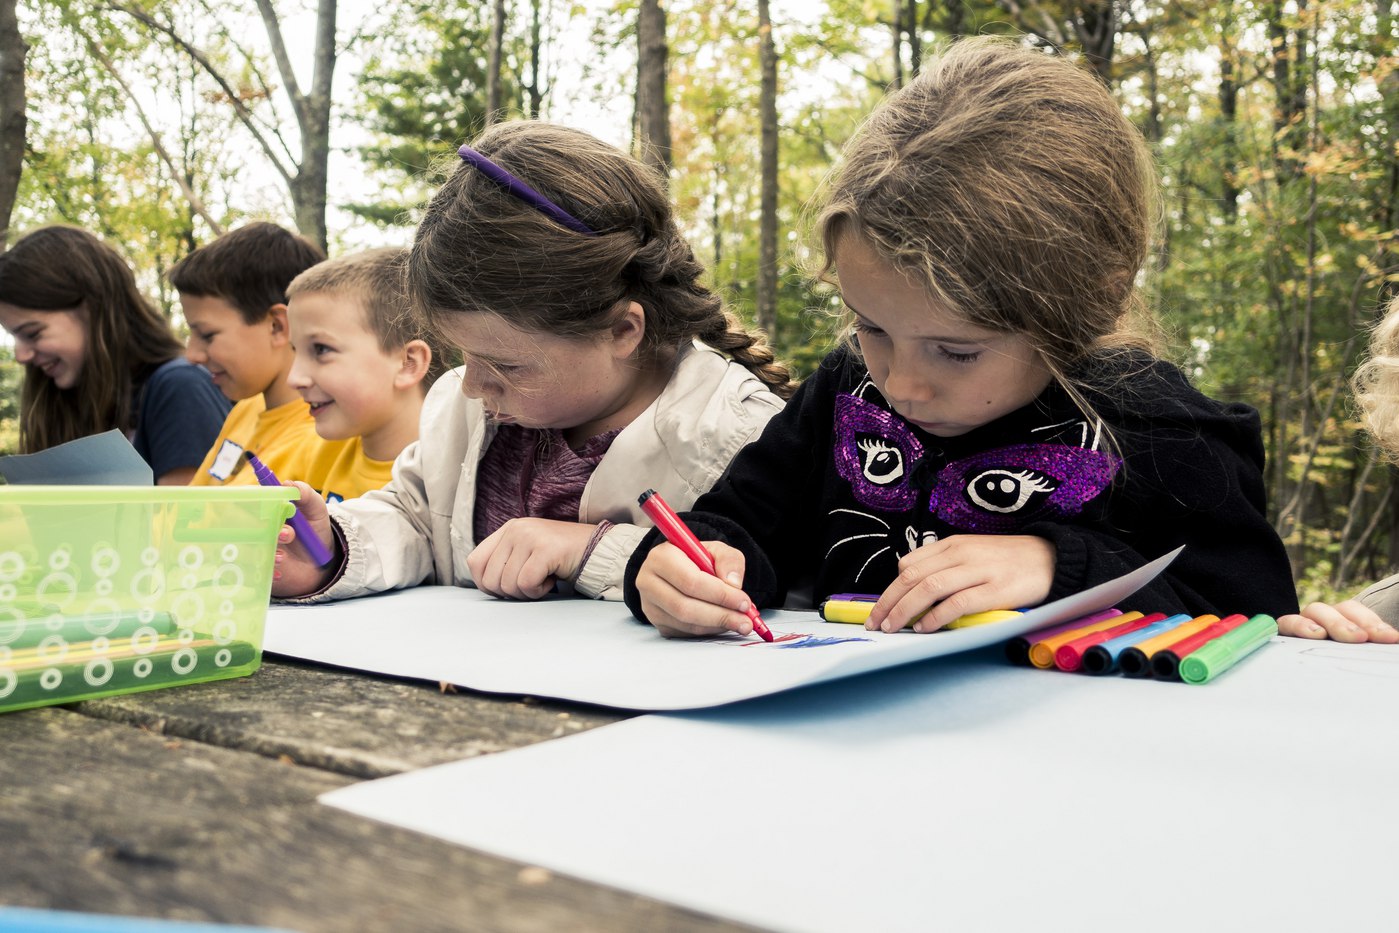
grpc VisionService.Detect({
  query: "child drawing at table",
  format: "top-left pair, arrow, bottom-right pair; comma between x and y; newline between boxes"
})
271,121 -> 793,601
1278,300 -> 1399,643
625,36 -> 1299,638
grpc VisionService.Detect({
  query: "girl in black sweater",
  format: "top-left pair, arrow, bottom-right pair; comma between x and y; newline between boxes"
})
625,37 -> 1298,637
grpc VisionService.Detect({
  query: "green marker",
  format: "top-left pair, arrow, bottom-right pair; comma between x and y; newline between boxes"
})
1178,613 -> 1277,685
0,610 -> 176,652
0,640 -> 258,714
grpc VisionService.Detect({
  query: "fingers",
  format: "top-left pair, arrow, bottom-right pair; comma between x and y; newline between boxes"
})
637,544 -> 755,638
866,564 -> 984,633
1277,608 -> 1330,640
1284,600 -> 1399,644
865,535 -> 1054,634
468,533 -> 555,601
289,480 -> 328,521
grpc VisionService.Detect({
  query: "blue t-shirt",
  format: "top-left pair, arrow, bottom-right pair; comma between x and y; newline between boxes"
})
131,358 -> 232,481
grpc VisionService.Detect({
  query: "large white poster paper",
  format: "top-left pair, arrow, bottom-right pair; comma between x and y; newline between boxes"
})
265,547 -> 1179,710
322,636 -> 1399,933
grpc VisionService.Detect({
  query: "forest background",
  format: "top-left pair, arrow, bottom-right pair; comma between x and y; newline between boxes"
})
0,0 -> 1396,603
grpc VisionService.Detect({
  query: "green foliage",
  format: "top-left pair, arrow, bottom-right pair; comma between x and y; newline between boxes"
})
0,349 -> 21,457
349,1 -> 528,229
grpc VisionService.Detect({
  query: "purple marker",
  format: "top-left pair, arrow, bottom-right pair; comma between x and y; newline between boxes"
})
244,452 -> 334,568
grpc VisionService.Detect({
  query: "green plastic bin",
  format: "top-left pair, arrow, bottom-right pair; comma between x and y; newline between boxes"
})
0,485 -> 295,713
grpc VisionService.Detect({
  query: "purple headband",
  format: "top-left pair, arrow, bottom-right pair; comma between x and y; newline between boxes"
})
457,144 -> 596,236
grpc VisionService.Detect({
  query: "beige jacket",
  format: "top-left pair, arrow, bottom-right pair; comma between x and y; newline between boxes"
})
319,340 -> 785,601
1356,573 -> 1399,630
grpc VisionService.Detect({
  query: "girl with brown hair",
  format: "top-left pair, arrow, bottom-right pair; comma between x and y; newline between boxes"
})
627,36 -> 1297,638
0,226 -> 230,484
272,121 -> 793,602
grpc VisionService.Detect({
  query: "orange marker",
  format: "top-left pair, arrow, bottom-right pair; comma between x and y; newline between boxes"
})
1027,612 -> 1134,669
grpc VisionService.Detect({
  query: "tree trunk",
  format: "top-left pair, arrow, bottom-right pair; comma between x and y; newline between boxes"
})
0,0 -> 27,249
487,0 -> 505,124
1218,5 -> 1240,222
890,1 -> 904,89
527,0 -> 543,118
1073,0 -> 1118,85
905,0 -> 922,73
636,0 -> 671,181
943,0 -> 964,40
756,0 -> 778,340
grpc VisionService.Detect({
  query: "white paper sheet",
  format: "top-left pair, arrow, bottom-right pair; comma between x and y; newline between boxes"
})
322,635 -> 1399,933
264,548 -> 1179,710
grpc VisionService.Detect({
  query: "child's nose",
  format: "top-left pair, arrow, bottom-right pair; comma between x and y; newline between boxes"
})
882,353 -> 933,403
184,342 -> 206,365
459,365 -> 495,400
13,339 -> 35,364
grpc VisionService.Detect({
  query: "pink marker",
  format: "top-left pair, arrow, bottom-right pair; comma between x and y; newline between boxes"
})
244,452 -> 334,568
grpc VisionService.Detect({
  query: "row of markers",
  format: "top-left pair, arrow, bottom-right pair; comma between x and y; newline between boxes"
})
1003,609 -> 1279,684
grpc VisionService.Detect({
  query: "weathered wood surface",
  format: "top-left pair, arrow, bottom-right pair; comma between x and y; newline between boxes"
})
1,662 -> 755,932
74,658 -> 627,778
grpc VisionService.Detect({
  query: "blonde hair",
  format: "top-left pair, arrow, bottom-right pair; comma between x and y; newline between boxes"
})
1353,297 -> 1399,461
408,121 -> 796,399
818,37 -> 1161,407
287,247 -> 449,388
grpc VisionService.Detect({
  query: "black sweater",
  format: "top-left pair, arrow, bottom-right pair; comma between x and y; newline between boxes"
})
624,346 -> 1299,622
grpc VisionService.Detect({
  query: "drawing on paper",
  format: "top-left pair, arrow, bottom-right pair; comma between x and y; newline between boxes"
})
1298,645 -> 1399,680
704,631 -> 873,649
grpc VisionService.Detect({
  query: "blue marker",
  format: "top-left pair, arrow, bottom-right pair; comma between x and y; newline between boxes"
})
1079,613 -> 1192,675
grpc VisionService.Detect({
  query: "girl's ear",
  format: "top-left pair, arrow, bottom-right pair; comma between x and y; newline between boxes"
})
395,339 -> 432,390
609,300 -> 647,360
267,303 -> 291,346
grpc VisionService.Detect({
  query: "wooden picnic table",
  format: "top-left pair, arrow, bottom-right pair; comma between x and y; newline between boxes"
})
0,657 -> 755,932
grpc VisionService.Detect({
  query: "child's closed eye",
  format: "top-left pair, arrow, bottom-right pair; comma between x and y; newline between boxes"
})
937,346 -> 982,364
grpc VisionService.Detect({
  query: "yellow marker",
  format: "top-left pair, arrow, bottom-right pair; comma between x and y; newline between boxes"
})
820,596 -> 1023,631
1027,611 -> 1139,669
943,609 -> 1025,629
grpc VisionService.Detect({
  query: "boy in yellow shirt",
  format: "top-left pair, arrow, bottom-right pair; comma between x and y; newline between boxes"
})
284,248 -> 447,502
175,222 -> 334,487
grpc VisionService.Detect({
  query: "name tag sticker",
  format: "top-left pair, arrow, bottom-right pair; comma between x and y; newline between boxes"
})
208,440 -> 245,482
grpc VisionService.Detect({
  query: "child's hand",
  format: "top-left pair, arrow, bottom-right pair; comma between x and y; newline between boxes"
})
270,481 -> 336,598
1278,600 -> 1399,644
635,540 -> 760,638
867,534 -> 1055,634
467,518 -> 596,600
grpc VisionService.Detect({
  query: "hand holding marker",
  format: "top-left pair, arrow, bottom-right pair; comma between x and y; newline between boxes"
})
245,452 -> 334,568
637,489 -> 773,642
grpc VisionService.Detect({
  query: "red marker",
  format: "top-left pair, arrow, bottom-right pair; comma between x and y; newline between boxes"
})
637,489 -> 774,642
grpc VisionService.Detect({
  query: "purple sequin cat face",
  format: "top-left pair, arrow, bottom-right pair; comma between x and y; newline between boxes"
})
833,393 -> 1121,531
834,393 -> 926,511
927,444 -> 1121,532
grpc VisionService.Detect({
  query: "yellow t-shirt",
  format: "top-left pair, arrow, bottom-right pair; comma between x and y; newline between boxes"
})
316,437 -> 395,503
189,397 -> 351,491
